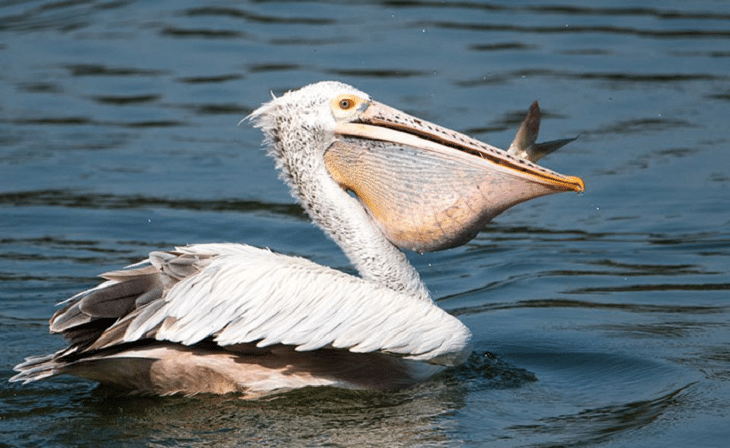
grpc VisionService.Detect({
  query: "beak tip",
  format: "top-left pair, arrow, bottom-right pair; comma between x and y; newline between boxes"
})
568,176 -> 586,193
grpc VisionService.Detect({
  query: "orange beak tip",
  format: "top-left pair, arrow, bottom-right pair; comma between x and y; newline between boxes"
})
564,175 -> 585,193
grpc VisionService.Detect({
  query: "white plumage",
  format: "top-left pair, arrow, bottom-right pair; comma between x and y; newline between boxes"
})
123,244 -> 470,362
11,81 -> 582,397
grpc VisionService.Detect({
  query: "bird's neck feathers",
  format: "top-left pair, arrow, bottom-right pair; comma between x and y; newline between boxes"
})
298,162 -> 431,301
250,101 -> 431,302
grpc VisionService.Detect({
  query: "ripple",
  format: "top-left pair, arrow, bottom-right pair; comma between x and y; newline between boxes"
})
706,90 -> 730,102
16,82 -> 64,94
247,63 -> 302,73
595,321 -> 725,339
64,64 -> 167,77
582,259 -> 709,276
181,103 -> 249,116
158,26 -> 245,39
506,384 -> 693,447
0,2 -> 91,32
182,6 -> 336,25
416,20 -> 730,39
121,120 -> 186,128
468,42 -> 538,52
440,351 -> 538,390
90,94 -> 161,106
456,69 -> 723,87
675,345 -> 730,382
176,74 -> 243,84
11,116 -> 92,126
383,1 -> 730,21
569,282 -> 730,294
558,48 -> 613,56
590,118 -> 696,135
449,298 -> 725,318
0,189 -> 307,217
9,115 -> 186,129
269,37 -> 352,46
325,68 -> 432,79
671,50 -> 730,58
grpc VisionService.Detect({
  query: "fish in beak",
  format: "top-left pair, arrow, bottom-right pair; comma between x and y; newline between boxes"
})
507,100 -> 577,162
324,94 -> 585,252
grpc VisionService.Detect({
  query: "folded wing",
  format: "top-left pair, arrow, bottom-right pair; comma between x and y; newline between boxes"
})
48,243 -> 471,367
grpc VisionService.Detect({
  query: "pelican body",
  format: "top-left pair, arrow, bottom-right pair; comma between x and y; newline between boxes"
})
11,82 -> 584,398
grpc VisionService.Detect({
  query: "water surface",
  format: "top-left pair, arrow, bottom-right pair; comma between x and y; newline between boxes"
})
1,1 -> 729,447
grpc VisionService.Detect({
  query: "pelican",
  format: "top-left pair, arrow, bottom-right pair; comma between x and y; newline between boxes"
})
11,81 -> 584,398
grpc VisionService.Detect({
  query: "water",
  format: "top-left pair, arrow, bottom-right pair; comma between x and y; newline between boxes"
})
1,0 -> 729,446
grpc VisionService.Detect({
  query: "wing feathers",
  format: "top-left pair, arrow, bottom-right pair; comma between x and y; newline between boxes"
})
77,275 -> 155,317
50,302 -> 93,333
42,243 -> 471,367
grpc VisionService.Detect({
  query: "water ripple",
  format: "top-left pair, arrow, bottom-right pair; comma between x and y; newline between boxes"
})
0,1 -> 91,32
182,6 -> 336,25
176,74 -> 243,84
9,116 -> 187,129
326,68 -> 432,78
247,63 -> 302,73
506,384 -> 694,447
417,21 -> 730,39
0,189 -> 306,217
456,69 -> 724,87
569,282 -> 730,294
90,94 -> 161,106
384,1 -> 730,21
448,298 -> 725,318
158,26 -> 245,39
64,64 -> 167,78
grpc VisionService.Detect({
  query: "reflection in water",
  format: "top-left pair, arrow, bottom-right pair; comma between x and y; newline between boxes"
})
12,352 -> 692,447
29,353 -> 536,447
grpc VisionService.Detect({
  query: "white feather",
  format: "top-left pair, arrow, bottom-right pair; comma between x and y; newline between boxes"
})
121,243 -> 471,366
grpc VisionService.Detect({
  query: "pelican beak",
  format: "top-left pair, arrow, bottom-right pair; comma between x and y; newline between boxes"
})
325,99 -> 585,252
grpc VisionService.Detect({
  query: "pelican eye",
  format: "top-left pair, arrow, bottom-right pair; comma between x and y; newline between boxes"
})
331,94 -> 367,119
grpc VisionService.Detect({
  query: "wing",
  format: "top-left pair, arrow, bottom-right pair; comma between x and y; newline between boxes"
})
49,243 -> 471,367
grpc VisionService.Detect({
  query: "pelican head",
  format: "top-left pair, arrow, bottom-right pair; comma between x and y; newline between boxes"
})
251,81 -> 584,252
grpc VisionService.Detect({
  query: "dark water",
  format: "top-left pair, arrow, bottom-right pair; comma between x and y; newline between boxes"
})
1,1 -> 729,446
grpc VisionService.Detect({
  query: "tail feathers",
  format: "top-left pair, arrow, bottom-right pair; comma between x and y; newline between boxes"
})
10,351 -> 70,384
10,247 -> 224,388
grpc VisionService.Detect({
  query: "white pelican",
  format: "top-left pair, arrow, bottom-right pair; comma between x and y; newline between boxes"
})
11,81 -> 584,398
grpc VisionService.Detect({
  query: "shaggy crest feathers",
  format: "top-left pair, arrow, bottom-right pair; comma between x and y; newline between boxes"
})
248,82 -> 369,197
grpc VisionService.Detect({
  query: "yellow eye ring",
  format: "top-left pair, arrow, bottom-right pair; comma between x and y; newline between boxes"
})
331,94 -> 366,119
